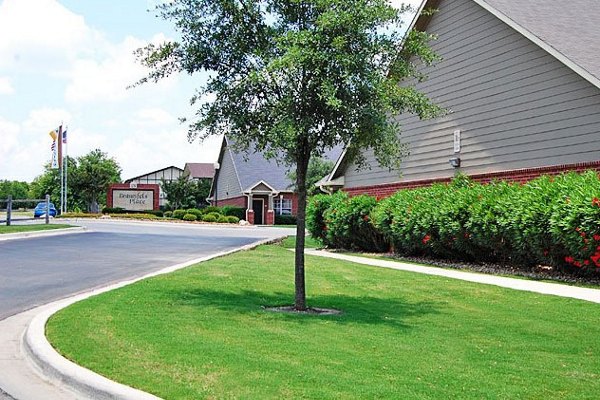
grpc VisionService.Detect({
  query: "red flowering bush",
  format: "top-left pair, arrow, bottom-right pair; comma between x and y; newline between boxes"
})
306,192 -> 345,246
323,194 -> 387,251
307,170 -> 600,275
550,171 -> 600,272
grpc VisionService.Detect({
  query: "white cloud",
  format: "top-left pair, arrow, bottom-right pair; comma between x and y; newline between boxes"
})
0,0 -> 103,74
0,108 -> 75,180
64,34 -> 176,104
0,117 -> 20,161
0,77 -> 14,95
132,107 -> 176,127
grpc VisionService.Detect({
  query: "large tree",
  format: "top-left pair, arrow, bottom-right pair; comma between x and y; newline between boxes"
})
30,151 -> 120,212
137,0 -> 440,310
161,175 -> 212,210
70,150 -> 121,213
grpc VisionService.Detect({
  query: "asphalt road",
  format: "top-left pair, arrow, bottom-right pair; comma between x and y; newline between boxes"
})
0,220 -> 294,321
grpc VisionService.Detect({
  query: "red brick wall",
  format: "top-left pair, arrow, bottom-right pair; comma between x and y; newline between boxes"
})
107,184 -> 160,210
344,161 -> 600,199
216,196 -> 247,208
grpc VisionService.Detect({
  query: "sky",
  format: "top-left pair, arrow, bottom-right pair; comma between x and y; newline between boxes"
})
0,0 -> 424,183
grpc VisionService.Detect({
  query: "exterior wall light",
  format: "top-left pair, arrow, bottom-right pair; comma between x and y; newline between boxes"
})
449,157 -> 461,168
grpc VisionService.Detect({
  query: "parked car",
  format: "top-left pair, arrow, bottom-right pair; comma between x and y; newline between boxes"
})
33,202 -> 57,218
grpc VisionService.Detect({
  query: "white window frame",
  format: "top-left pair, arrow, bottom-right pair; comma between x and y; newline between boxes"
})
274,198 -> 293,216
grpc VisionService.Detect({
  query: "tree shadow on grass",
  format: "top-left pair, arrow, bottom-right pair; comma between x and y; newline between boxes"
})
168,288 -> 441,330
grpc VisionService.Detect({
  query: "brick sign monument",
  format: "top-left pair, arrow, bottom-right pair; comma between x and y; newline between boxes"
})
107,183 -> 160,211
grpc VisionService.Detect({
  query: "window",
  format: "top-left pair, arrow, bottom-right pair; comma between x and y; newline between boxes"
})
274,198 -> 292,215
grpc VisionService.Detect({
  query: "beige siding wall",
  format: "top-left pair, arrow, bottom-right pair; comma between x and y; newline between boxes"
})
344,0 -> 600,188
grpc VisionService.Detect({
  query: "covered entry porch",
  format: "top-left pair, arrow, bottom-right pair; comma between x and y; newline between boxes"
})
244,181 -> 277,225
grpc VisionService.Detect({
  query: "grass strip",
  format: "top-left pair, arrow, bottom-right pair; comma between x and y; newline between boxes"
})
0,224 -> 75,234
47,244 -> 600,399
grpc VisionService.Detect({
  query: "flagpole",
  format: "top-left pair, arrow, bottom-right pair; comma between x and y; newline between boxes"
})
58,124 -> 64,214
64,127 -> 68,213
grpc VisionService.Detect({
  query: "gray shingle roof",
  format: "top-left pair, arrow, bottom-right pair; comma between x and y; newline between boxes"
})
184,163 -> 215,179
478,0 -> 600,84
226,137 -> 343,192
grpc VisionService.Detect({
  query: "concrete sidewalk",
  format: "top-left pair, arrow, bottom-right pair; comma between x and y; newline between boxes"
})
305,250 -> 600,303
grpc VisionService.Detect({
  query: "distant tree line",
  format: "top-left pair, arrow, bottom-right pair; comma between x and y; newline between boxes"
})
1,149 -> 121,213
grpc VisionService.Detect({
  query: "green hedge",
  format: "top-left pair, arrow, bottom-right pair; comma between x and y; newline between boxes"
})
183,213 -> 197,221
307,171 -> 600,274
102,207 -> 125,214
226,216 -> 240,224
202,214 -> 217,223
221,206 -> 246,220
274,215 -> 297,225
172,209 -> 187,219
185,208 -> 204,219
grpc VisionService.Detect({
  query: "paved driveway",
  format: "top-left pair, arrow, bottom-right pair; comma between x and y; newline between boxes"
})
0,220 -> 294,320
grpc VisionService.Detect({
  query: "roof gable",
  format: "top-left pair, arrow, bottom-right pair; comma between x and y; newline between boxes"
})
184,163 -> 215,179
124,166 -> 183,183
223,136 -> 343,192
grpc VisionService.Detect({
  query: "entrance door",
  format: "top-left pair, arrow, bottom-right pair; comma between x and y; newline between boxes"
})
252,199 -> 264,225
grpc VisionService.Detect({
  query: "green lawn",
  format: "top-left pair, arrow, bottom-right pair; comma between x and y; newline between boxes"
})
0,224 -> 74,234
47,244 -> 600,399
280,235 -> 322,249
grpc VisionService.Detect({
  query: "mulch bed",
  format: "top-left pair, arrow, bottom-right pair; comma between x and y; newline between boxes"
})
381,254 -> 600,286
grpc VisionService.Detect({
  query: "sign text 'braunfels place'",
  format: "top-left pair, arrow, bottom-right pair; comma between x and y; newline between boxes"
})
112,190 -> 154,211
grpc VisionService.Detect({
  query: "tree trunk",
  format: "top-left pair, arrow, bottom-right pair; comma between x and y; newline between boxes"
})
294,150 -> 310,311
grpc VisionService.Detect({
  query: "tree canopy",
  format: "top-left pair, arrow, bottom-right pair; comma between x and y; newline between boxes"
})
161,175 -> 212,210
287,156 -> 335,196
30,150 -> 121,213
137,0 -> 441,310
0,180 -> 30,200
71,149 -> 121,212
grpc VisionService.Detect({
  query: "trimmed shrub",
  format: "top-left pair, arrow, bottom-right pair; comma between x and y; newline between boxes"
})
147,210 -> 164,218
221,206 -> 246,220
202,214 -> 218,223
172,209 -> 187,220
205,212 -> 222,220
202,206 -> 221,214
164,211 -> 173,218
185,208 -> 204,219
549,171 -> 600,271
324,194 -> 387,252
274,215 -> 296,225
226,216 -> 240,224
217,215 -> 229,223
309,171 -> 600,275
307,192 -> 346,245
102,207 -> 125,214
183,213 -> 197,221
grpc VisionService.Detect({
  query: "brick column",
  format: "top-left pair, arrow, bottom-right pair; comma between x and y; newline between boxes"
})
247,209 -> 255,225
266,210 -> 275,225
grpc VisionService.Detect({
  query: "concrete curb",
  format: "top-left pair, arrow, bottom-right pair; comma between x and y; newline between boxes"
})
22,236 -> 285,400
305,250 -> 600,303
0,226 -> 86,242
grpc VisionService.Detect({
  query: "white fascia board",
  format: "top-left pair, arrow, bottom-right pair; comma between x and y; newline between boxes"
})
243,180 -> 278,194
474,0 -> 600,90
